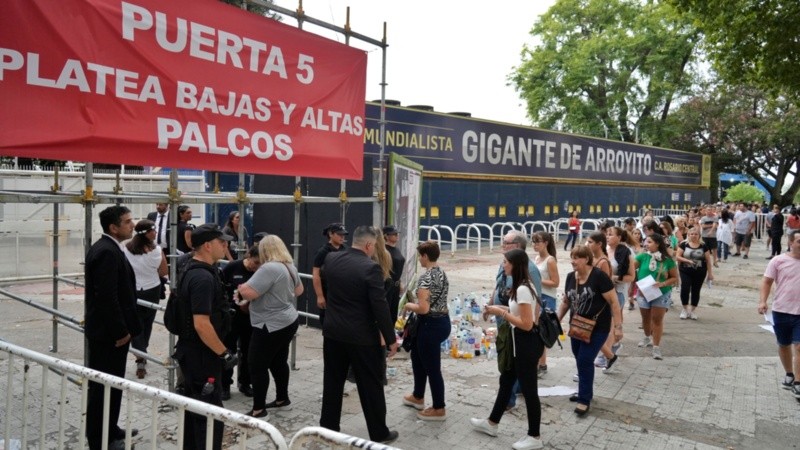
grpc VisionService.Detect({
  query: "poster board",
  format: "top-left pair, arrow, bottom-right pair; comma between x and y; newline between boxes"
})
387,153 -> 423,291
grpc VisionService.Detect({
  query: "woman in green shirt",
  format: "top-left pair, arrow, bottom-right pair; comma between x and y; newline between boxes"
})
634,234 -> 678,360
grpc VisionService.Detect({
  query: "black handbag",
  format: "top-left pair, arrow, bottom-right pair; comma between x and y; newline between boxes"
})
536,292 -> 563,349
401,313 -> 419,352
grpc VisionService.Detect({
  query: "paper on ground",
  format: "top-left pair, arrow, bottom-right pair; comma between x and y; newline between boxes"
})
538,386 -> 576,396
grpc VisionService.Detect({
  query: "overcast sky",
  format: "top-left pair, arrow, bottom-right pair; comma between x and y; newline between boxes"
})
271,1 -> 556,125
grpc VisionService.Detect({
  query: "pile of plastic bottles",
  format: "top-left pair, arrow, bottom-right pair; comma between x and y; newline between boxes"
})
441,292 -> 497,360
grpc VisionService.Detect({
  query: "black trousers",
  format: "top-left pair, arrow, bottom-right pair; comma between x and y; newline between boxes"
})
223,308 -> 252,388
248,319 -> 298,410
386,283 -> 401,326
87,338 -> 129,450
679,266 -> 707,307
771,233 -> 784,256
175,341 -> 224,450
489,328 -> 544,437
320,338 -> 391,442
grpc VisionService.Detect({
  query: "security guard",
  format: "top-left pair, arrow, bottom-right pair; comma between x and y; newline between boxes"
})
173,223 -> 238,450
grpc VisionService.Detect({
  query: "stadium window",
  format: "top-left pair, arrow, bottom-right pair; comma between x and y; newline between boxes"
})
596,205 -> 602,214
518,205 -> 526,216
553,205 -> 559,214
589,205 -> 596,214
544,205 -> 551,214
499,206 -> 507,218
576,205 -> 582,213
430,206 -> 439,219
615,205 -> 620,213
528,205 -> 535,216
420,207 -> 426,218
488,206 -> 496,218
568,205 -> 574,213
467,206 -> 475,218
454,206 -> 463,218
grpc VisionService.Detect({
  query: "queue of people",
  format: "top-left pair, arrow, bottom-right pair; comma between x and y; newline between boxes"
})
84,201 -> 798,449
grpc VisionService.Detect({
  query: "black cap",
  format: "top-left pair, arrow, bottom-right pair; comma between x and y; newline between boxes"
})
253,231 -> 269,243
382,225 -> 399,235
323,223 -> 348,236
191,223 -> 233,247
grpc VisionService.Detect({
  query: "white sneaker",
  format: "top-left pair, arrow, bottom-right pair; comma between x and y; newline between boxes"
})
679,310 -> 688,320
689,311 -> 698,320
638,336 -> 652,348
470,418 -> 498,437
594,354 -> 607,367
652,346 -> 663,360
512,435 -> 544,450
572,373 -> 579,382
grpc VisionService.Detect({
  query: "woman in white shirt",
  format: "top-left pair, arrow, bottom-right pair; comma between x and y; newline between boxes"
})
471,249 -> 544,450
716,210 -> 734,262
123,219 -> 168,379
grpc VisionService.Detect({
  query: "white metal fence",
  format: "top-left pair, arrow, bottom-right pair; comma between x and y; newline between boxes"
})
0,340 -> 401,450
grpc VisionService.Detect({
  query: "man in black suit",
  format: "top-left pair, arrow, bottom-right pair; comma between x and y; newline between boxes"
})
147,202 -> 171,257
319,226 -> 400,444
84,205 -> 142,450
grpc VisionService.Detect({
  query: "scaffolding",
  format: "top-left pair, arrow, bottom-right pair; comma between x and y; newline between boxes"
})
0,0 -> 390,390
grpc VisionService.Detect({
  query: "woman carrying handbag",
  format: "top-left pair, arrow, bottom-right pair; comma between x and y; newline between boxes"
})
471,249 -> 545,450
557,245 -> 623,416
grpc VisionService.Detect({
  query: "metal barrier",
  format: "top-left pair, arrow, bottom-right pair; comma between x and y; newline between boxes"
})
1,339 -> 289,450
419,225 -> 442,249
453,223 -> 494,254
289,426 -> 400,450
490,222 -> 520,245
522,220 -> 556,237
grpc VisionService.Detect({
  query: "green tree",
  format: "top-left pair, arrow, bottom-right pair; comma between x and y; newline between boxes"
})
669,0 -> 800,97
510,0 -> 700,146
665,84 -> 800,206
723,183 -> 764,204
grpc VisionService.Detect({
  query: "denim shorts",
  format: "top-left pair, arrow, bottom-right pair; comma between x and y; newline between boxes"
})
636,291 -> 670,309
772,311 -> 800,346
541,294 -> 557,311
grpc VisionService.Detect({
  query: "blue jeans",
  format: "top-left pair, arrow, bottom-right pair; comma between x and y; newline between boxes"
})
717,241 -> 730,260
564,231 -> 579,250
410,315 -> 451,408
570,330 -> 609,405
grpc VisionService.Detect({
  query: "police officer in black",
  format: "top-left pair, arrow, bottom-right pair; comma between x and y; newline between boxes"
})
174,224 -> 238,450
221,245 -> 261,398
312,223 -> 348,325
382,225 -> 406,325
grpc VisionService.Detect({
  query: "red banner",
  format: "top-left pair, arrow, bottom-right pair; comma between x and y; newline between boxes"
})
0,0 -> 367,179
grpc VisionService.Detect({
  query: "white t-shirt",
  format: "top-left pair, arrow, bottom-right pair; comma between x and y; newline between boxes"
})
123,246 -> 163,291
716,220 -> 733,245
509,285 -> 536,329
764,254 -> 800,316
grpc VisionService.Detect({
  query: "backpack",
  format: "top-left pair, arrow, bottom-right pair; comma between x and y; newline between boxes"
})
163,257 -> 218,336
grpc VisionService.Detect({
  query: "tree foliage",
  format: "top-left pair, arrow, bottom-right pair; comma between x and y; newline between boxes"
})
669,0 -> 800,97
510,0 -> 699,146
219,0 -> 280,19
723,183 -> 764,204
664,85 -> 800,207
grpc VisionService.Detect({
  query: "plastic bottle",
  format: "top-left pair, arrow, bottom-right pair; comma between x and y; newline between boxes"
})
201,377 -> 215,396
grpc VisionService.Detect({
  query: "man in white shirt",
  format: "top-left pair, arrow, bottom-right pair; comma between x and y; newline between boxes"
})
732,203 -> 756,259
147,203 -> 171,257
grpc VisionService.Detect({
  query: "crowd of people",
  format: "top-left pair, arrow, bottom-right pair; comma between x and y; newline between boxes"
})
80,200 -> 799,450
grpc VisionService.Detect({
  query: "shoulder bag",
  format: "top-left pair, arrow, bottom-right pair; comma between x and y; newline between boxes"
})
566,275 -> 607,343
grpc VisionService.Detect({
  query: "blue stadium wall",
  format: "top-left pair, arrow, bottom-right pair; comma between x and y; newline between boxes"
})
364,102 -> 711,228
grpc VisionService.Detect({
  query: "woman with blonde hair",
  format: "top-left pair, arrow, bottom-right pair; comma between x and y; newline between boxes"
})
238,235 -> 304,418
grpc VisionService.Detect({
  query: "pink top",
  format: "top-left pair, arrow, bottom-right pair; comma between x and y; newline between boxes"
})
764,254 -> 800,315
